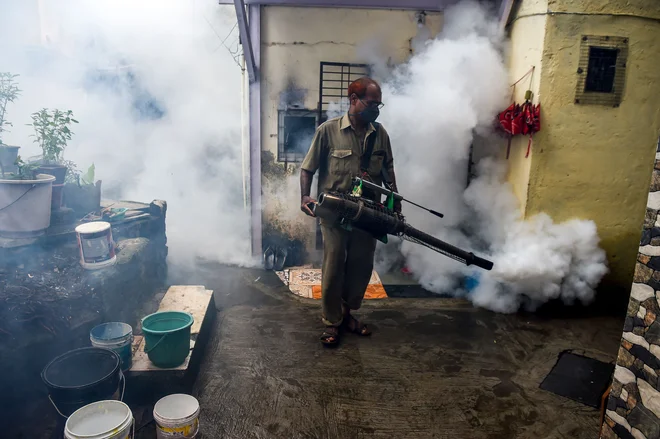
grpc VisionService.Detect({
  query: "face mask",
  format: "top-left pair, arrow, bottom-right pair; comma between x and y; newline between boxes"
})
357,105 -> 380,123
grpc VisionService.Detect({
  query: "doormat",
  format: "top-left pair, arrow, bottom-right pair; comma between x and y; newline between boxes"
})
539,351 -> 614,408
276,267 -> 387,299
383,285 -> 440,298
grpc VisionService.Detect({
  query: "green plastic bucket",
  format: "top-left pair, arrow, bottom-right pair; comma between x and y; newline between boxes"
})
141,311 -> 194,368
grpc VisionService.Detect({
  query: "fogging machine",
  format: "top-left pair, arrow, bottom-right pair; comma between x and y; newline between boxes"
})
309,176 -> 494,271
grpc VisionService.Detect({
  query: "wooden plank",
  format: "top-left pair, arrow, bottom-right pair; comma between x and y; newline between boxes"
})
128,285 -> 213,372
130,336 -> 196,372
157,286 -> 213,335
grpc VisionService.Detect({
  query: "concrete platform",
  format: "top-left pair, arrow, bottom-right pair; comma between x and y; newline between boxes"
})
153,264 -> 627,439
130,285 -> 213,373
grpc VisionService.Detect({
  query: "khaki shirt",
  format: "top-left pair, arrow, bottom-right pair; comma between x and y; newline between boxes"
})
301,113 -> 395,198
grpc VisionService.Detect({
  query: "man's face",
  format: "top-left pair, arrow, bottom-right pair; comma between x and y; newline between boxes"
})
350,84 -> 383,117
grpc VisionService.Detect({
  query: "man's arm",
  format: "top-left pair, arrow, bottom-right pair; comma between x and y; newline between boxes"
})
300,169 -> 315,216
299,125 -> 325,217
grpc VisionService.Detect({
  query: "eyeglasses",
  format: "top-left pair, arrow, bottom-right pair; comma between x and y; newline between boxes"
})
359,98 -> 385,109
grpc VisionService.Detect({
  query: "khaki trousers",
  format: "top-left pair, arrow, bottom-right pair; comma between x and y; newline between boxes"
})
320,222 -> 377,327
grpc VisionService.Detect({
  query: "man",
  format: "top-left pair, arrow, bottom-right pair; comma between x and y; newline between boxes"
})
299,77 -> 400,347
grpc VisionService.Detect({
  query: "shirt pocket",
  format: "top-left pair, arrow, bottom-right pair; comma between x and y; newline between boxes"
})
367,151 -> 385,177
329,149 -> 354,175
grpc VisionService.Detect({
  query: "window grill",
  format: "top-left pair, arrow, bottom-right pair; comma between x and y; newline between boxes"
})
575,35 -> 628,107
277,109 -> 317,163
317,62 -> 371,126
585,47 -> 618,93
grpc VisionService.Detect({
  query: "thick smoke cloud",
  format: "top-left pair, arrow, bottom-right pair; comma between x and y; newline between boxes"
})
0,0 -> 254,268
375,0 -> 608,312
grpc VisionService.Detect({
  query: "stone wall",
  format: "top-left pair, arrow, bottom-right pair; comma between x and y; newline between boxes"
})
601,144 -> 660,439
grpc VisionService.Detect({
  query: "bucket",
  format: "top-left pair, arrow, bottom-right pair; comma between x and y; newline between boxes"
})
90,322 -> 134,372
141,311 -> 194,368
65,400 -> 134,439
41,347 -> 124,417
75,221 -> 117,270
0,174 -> 55,238
154,394 -> 200,438
464,273 -> 481,292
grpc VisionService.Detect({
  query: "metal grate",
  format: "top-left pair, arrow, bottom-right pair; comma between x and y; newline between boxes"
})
575,35 -> 628,107
317,62 -> 371,126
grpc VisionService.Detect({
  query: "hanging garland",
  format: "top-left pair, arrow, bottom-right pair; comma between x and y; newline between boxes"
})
497,66 -> 541,159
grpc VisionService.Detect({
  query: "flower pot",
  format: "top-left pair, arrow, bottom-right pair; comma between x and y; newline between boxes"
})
0,174 -> 55,238
37,164 -> 68,184
0,145 -> 20,175
51,184 -> 64,210
64,180 -> 102,217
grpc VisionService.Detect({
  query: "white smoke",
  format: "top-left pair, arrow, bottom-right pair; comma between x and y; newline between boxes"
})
377,0 -> 608,312
0,0 -> 255,268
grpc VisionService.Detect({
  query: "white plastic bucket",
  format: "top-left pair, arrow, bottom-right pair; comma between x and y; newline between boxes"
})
153,394 -> 200,438
75,221 -> 117,270
0,174 -> 55,238
90,322 -> 134,372
64,400 -> 134,439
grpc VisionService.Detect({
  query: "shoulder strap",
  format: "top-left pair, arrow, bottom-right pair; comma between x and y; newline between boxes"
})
360,122 -> 380,172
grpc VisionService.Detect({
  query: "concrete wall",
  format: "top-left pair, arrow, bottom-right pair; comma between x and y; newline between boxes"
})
258,6 -> 442,259
505,0 -> 660,296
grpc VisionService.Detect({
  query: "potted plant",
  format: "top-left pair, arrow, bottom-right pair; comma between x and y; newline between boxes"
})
0,155 -> 56,238
29,108 -> 78,209
64,163 -> 103,217
0,72 -> 21,175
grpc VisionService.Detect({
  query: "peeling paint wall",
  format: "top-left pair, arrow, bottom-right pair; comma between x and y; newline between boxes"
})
506,0 -> 660,297
259,6 -> 443,261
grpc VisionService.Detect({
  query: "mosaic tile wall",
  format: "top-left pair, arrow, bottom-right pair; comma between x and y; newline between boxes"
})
601,145 -> 660,439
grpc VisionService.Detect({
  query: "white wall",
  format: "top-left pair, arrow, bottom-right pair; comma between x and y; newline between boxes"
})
257,5 -> 443,258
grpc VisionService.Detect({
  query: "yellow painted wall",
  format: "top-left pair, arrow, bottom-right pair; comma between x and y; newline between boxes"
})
503,0 -> 548,215
508,0 -> 660,294
259,6 -> 443,255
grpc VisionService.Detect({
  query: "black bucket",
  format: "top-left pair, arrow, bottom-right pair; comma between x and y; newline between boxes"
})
41,347 -> 123,417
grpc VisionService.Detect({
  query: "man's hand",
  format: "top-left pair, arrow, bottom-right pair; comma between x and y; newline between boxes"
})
301,195 -> 317,217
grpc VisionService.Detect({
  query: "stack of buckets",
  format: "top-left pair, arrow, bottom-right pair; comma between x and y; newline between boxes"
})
42,310 -> 199,438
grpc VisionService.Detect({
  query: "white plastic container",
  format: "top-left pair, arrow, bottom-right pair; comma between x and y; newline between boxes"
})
64,400 -> 134,439
0,174 -> 55,238
75,221 -> 117,270
154,394 -> 200,438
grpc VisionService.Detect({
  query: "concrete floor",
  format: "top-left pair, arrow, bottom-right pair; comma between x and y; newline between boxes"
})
164,263 -> 626,439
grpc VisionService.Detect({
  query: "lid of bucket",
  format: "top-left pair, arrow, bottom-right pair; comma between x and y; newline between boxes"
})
90,322 -> 133,342
65,400 -> 131,438
154,394 -> 200,421
41,347 -> 120,390
75,221 -> 111,234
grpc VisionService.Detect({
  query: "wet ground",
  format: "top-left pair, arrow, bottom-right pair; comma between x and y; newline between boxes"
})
157,263 -> 626,439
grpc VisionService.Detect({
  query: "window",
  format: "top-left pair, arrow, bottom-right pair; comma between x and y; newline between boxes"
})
585,47 -> 618,93
277,109 -> 317,162
317,62 -> 371,126
575,35 -> 628,107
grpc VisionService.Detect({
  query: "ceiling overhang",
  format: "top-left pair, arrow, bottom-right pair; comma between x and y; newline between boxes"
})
219,0 -> 462,11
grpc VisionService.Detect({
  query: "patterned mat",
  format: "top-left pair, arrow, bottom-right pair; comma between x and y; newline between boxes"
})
276,267 -> 387,299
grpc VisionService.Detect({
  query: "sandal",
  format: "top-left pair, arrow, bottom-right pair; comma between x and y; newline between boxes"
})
343,314 -> 371,336
320,326 -> 340,346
